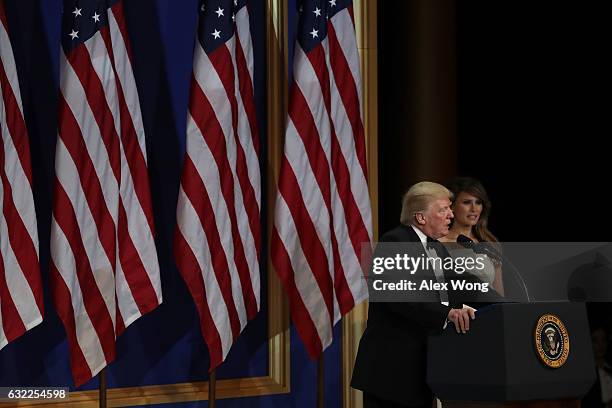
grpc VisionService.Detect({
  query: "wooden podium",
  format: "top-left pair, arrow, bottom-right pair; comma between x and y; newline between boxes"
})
427,303 -> 595,408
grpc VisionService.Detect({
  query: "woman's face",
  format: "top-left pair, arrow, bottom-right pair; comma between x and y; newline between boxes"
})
452,191 -> 483,228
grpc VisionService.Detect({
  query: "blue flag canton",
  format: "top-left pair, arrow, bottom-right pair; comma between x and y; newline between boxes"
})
61,0 -> 119,53
297,0 -> 352,53
198,0 -> 248,54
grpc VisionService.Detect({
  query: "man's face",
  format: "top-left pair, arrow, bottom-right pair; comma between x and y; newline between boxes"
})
420,198 -> 453,239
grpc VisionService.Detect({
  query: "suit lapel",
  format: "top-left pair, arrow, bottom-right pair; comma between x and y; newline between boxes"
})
398,225 -> 447,302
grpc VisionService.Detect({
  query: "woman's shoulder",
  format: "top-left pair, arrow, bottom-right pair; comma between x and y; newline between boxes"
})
438,234 -> 465,250
440,241 -> 464,250
439,232 -> 459,243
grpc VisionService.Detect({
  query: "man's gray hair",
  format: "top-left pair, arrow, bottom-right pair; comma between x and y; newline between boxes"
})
400,181 -> 452,225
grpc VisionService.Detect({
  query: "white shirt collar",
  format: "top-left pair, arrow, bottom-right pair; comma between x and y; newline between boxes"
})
411,224 -> 429,244
411,225 -> 449,306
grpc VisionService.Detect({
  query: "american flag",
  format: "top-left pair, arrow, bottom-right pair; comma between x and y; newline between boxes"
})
0,0 -> 44,350
50,0 -> 161,386
271,0 -> 372,358
174,0 -> 261,370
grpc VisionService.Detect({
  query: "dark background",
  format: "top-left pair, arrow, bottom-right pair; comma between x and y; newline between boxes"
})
378,1 -> 611,243
456,1 -> 610,243
377,0 -> 611,332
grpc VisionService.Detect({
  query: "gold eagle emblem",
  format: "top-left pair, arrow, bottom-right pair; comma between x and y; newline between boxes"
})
534,314 -> 570,368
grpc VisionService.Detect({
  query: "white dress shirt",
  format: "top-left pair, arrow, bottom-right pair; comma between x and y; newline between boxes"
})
411,225 -> 449,305
411,227 -> 451,408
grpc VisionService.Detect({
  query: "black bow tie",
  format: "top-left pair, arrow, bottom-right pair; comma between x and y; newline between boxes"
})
425,237 -> 438,251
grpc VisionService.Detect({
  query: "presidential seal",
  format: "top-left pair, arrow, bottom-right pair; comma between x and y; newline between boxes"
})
534,314 -> 570,368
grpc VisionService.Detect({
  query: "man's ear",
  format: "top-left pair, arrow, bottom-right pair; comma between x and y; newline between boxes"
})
415,213 -> 426,225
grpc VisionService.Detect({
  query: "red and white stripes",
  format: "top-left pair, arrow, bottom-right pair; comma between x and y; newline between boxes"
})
272,4 -> 372,358
0,0 -> 43,350
50,2 -> 161,386
174,4 -> 261,370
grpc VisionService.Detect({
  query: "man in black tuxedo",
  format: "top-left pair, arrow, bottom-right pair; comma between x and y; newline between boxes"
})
351,181 -> 476,408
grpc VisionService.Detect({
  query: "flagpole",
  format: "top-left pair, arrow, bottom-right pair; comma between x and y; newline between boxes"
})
209,369 -> 217,407
99,368 -> 107,408
317,354 -> 324,408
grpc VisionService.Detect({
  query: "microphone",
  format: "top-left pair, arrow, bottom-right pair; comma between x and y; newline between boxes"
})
456,234 -> 531,302
456,235 -> 502,261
